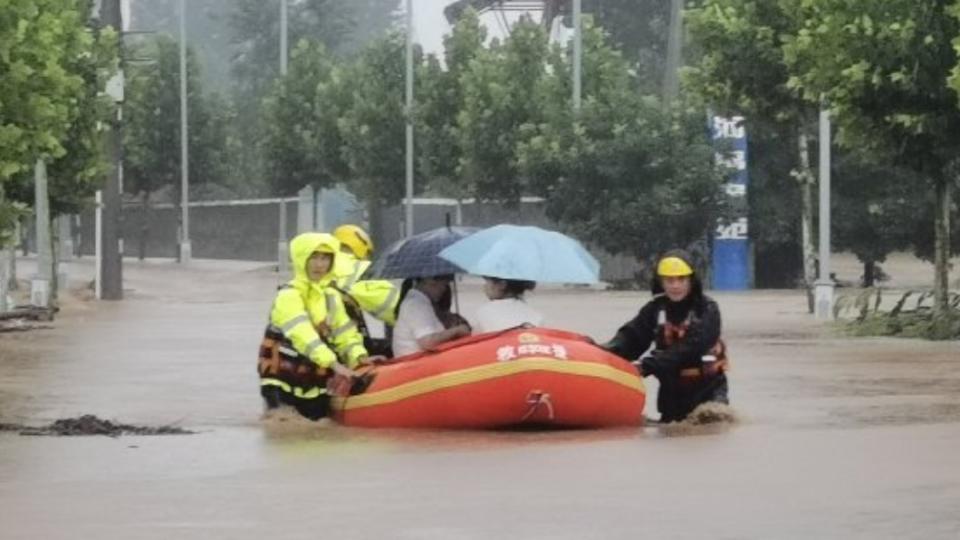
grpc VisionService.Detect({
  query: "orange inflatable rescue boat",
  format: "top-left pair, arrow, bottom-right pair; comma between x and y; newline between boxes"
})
330,327 -> 645,429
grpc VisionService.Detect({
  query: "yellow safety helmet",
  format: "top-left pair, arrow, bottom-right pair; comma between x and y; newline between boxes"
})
657,256 -> 694,277
333,224 -> 374,260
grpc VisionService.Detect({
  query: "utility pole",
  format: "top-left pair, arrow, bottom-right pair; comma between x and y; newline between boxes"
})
663,0 -> 683,103
280,0 -> 288,75
815,107 -> 834,320
404,0 -> 415,237
277,0 -> 289,274
32,160 -> 52,308
178,0 -> 191,263
100,0 -> 123,299
572,0 -> 582,111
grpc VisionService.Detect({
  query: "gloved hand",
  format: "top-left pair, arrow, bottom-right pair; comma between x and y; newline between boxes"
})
639,351 -> 664,377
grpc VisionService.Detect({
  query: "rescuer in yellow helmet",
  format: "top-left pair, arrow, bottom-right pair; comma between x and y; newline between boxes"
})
330,224 -> 399,356
603,249 -> 730,423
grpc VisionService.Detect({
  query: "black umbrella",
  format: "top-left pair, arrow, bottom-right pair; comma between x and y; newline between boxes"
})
370,226 -> 479,279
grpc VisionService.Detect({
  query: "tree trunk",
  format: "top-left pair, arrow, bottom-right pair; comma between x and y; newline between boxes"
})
797,129 -> 817,313
7,216 -> 18,291
0,248 -> 8,313
933,178 -> 952,313
138,189 -> 151,261
50,216 -> 59,307
863,260 -> 875,288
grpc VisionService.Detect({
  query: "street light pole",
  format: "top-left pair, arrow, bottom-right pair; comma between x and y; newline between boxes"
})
280,0 -> 288,76
815,107 -> 834,319
178,0 -> 191,263
663,0 -> 683,103
572,0 -> 581,112
404,0 -> 414,237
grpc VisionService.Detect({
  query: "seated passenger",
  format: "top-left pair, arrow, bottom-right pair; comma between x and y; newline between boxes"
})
473,277 -> 543,333
392,275 -> 471,357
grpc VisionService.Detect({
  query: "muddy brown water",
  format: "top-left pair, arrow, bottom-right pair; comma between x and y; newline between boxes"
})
1,258 -> 959,539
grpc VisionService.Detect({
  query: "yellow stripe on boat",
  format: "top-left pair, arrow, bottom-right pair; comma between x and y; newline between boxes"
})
331,357 -> 644,411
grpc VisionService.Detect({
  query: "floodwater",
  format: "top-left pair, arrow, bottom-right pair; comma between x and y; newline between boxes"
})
1,257 -> 959,539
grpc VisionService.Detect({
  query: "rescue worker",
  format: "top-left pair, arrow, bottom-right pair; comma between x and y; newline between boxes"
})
257,232 -> 370,420
330,224 -> 399,356
603,250 -> 730,423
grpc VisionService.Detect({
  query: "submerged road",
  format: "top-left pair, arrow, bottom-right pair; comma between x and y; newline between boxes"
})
1,258 -> 958,539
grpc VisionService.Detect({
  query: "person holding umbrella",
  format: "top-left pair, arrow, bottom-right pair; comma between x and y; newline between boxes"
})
392,275 -> 472,357
603,249 -> 730,423
438,224 -> 599,333
474,277 -> 543,333
369,226 -> 479,357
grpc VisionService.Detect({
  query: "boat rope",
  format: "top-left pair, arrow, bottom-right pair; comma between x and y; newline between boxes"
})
521,390 -> 555,422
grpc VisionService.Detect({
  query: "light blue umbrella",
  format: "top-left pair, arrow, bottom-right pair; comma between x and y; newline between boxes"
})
438,224 -> 600,284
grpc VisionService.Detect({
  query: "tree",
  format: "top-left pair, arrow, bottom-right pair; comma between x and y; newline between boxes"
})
416,8 -> 487,198
784,0 -> 960,312
458,18 -> 553,203
685,0 -> 824,296
123,35 -> 227,257
0,0 -> 112,239
338,33 -> 417,206
587,0 -> 672,94
225,0 -> 400,194
262,39 -> 347,195
517,19 -> 726,267
832,158 -> 923,286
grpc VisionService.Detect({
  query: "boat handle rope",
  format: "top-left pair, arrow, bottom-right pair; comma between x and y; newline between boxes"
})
521,390 -> 555,422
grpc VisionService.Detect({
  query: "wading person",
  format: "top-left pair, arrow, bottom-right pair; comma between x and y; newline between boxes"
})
257,233 -> 370,420
604,250 -> 730,423
330,224 -> 399,356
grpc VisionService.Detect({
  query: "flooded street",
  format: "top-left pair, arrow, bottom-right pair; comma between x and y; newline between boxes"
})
2,258 -> 959,539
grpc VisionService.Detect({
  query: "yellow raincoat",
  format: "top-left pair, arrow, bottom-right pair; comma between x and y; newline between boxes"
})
258,233 -> 368,401
329,252 -> 399,327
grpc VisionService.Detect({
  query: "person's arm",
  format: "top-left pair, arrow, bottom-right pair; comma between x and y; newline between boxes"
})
416,324 -> 470,351
323,290 -> 368,368
603,302 -> 657,361
642,300 -> 721,376
271,287 -> 340,369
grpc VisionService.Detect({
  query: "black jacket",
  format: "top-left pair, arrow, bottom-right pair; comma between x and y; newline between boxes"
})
604,293 -> 722,377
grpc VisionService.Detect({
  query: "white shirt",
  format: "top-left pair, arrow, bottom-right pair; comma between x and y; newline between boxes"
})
392,289 -> 446,357
473,298 -> 543,334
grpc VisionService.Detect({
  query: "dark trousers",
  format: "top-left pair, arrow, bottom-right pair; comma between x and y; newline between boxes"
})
656,373 -> 729,423
260,386 -> 329,421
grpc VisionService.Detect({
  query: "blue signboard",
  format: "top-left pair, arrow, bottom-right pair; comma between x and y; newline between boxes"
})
711,116 -> 750,290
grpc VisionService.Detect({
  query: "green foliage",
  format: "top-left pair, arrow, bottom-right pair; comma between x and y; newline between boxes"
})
123,35 -> 228,200
832,157 -> 925,269
262,40 -> 346,195
416,8 -> 487,197
0,0 -> 118,239
223,0 -> 399,194
836,288 -> 960,339
784,0 -> 960,178
0,0 -> 98,178
337,33 -> 419,205
457,19 -> 554,203
588,0 -> 672,94
517,19 -> 726,261
685,0 -> 806,124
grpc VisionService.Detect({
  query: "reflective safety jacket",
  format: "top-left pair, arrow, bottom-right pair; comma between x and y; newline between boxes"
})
258,233 -> 368,399
329,253 -> 399,327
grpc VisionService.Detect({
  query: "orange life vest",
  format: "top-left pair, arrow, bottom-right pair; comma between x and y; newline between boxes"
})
257,323 -> 332,390
657,309 -> 730,382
